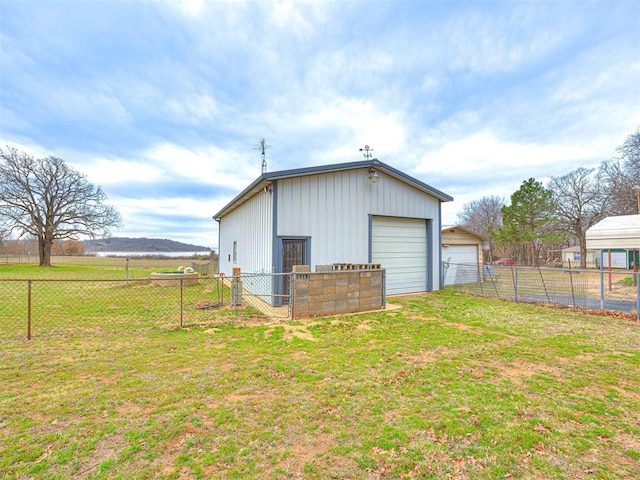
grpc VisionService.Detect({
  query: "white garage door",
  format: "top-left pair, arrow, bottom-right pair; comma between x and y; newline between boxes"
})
442,245 -> 478,285
602,251 -> 627,269
372,216 -> 427,295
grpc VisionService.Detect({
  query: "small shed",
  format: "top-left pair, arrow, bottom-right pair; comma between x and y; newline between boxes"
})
586,215 -> 640,268
441,225 -> 487,264
442,225 -> 489,285
441,225 -> 488,286
561,246 -> 597,268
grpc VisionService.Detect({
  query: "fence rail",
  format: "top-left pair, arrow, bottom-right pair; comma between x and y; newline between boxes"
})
444,262 -> 639,318
0,276 -> 247,341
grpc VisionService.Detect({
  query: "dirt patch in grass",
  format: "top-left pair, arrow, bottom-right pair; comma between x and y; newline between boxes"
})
263,321 -> 319,342
405,347 -> 459,366
492,362 -> 564,384
276,431 -> 346,476
77,433 -> 126,479
355,322 -> 373,330
225,391 -> 276,403
445,322 -> 486,334
115,401 -> 149,416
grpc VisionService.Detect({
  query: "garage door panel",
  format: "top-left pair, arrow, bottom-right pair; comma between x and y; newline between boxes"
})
372,216 -> 428,295
378,258 -> 426,268
372,249 -> 426,259
443,245 -> 478,285
602,252 -> 626,268
374,229 -> 425,238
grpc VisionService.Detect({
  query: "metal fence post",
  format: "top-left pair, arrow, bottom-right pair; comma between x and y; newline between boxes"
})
290,272 -> 294,319
382,269 -> 386,309
568,270 -> 576,307
600,250 -> 605,310
180,277 -> 183,328
27,278 -> 32,340
636,271 -> 639,321
512,265 -> 518,302
538,268 -> 550,303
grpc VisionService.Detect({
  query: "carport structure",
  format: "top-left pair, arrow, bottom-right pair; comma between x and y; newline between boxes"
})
586,214 -> 640,318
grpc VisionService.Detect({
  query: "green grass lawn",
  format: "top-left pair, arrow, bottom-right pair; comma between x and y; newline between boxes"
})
0,257 -> 192,280
1,264 -> 639,479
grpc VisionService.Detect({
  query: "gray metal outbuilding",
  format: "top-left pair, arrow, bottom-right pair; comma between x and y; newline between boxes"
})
213,159 -> 453,296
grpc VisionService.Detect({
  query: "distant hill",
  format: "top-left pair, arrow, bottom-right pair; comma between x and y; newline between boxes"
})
83,237 -> 211,253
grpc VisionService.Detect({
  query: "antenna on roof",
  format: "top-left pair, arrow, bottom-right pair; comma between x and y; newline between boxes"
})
254,138 -> 271,174
359,145 -> 373,160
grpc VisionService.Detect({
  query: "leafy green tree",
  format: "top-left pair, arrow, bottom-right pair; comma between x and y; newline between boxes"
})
0,146 -> 122,266
495,178 -> 562,266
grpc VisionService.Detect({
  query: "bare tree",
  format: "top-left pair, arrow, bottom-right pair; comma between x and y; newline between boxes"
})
457,195 -> 504,261
548,168 -> 607,268
600,127 -> 640,215
0,146 -> 122,266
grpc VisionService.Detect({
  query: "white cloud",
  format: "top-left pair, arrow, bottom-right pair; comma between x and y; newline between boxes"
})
78,158 -> 163,185
414,132 -> 613,180
143,142 -> 261,187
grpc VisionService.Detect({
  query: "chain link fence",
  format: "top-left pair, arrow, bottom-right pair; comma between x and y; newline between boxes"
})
1,268 -> 388,341
444,262 -> 639,318
232,272 -> 292,319
0,276 -> 270,341
8,263 -> 634,342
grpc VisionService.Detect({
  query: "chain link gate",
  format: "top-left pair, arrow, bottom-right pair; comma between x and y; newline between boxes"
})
232,272 -> 292,319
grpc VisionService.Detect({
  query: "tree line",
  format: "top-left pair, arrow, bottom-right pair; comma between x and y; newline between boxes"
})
2,129 -> 638,268
457,128 -> 639,268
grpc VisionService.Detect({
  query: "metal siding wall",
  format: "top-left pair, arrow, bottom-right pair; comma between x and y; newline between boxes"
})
218,189 -> 273,275
277,168 -> 442,288
278,170 -> 374,267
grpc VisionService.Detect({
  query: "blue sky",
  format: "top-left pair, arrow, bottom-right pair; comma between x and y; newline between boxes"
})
1,0 -> 639,250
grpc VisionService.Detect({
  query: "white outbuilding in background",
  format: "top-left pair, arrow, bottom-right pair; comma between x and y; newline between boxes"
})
586,215 -> 640,269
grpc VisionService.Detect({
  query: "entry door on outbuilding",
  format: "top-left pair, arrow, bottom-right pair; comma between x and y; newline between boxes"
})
371,216 -> 429,295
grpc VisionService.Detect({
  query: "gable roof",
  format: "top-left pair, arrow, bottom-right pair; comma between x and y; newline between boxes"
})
441,224 -> 488,240
213,159 -> 453,219
585,214 -> 640,249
